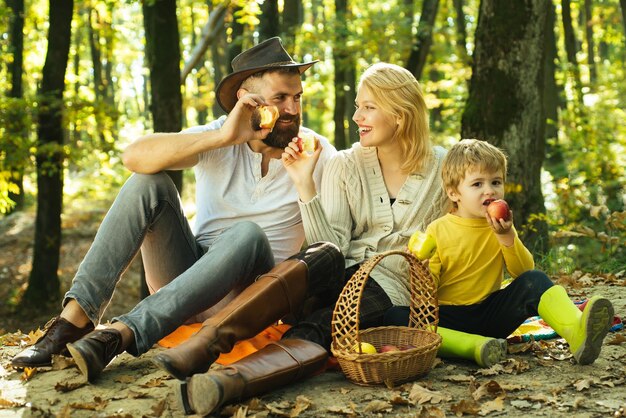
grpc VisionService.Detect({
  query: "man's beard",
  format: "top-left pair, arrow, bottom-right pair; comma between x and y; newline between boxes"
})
262,114 -> 300,149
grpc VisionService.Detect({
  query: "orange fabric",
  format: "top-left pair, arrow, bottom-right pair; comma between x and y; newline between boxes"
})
158,323 -> 291,365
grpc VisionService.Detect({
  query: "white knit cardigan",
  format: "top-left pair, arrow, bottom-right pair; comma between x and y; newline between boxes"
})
299,143 -> 449,305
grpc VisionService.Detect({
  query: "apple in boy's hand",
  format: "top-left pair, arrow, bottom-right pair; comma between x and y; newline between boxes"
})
379,344 -> 400,353
486,199 -> 511,221
408,230 -> 437,260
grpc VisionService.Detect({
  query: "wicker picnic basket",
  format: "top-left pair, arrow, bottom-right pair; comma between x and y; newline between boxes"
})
331,250 -> 441,387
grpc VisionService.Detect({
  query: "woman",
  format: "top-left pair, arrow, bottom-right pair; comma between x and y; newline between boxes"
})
156,63 -> 496,416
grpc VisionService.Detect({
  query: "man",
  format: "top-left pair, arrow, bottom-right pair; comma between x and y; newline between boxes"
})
12,37 -> 343,382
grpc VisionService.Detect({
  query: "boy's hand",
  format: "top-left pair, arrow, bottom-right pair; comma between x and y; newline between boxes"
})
486,211 -> 515,246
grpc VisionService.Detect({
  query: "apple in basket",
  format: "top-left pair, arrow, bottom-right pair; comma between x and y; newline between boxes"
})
352,342 -> 377,354
408,230 -> 436,260
379,344 -> 400,353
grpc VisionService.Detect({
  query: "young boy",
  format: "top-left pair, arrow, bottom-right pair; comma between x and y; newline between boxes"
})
387,139 -> 614,365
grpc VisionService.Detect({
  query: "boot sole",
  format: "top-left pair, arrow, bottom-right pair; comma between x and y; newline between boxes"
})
574,297 -> 614,365
477,338 -> 508,368
152,354 -> 190,381
66,343 -> 99,383
181,373 -> 223,416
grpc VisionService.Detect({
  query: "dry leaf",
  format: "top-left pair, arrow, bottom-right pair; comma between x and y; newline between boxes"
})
54,380 -> 87,393
0,398 -> 24,408
417,405 -> 446,417
69,397 -> 108,411
149,399 -> 167,417
479,396 -> 505,415
363,399 -> 393,413
408,383 -> 451,405
326,404 -> 356,415
114,374 -> 136,383
443,374 -> 473,383
141,377 -> 166,387
450,399 -> 481,415
471,380 -> 505,401
51,354 -> 74,370
290,395 -> 312,417
21,367 -> 36,381
608,334 -> 626,345
574,378 -> 594,391
127,390 -> 150,399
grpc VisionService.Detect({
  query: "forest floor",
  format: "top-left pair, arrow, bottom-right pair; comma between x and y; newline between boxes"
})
0,206 -> 625,417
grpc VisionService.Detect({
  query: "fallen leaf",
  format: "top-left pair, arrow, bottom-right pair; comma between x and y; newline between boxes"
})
471,380 -> 505,401
127,390 -> 149,399
51,354 -> 74,370
290,395 -> 312,417
141,377 -> 166,388
450,399 -> 481,416
326,404 -> 356,415
408,383 -> 451,405
573,378 -> 594,391
0,398 -> 24,408
21,367 -> 36,381
363,399 -> 393,413
417,405 -> 446,417
54,380 -> 87,393
149,399 -> 167,417
443,374 -> 473,383
114,374 -> 136,383
69,397 -> 108,411
479,396 -> 505,415
608,334 -> 626,345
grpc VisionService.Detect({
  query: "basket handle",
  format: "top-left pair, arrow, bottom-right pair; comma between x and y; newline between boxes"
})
331,250 -> 439,353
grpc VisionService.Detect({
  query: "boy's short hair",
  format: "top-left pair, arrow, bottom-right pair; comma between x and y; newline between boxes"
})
442,139 -> 508,192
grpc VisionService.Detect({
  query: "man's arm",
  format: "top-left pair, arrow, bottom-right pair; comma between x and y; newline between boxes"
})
122,94 -> 272,174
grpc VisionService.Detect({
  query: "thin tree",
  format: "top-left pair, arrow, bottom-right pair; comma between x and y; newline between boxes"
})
142,0 -> 183,191
406,0 -> 440,80
461,0 -> 550,252
5,0 -> 26,213
23,0 -> 74,307
561,0 -> 583,97
583,0 -> 596,83
259,0 -> 279,41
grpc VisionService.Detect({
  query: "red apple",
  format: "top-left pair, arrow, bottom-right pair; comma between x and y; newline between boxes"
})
487,199 -> 510,221
379,344 -> 400,353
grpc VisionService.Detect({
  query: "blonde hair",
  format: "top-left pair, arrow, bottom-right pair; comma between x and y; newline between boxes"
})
358,63 -> 431,174
442,139 -> 508,193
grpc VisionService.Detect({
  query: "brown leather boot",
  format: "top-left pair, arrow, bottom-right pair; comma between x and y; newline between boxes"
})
11,317 -> 94,368
179,339 -> 328,416
152,259 -> 309,380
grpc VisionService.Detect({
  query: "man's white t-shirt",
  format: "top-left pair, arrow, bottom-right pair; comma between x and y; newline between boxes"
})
184,116 -> 336,262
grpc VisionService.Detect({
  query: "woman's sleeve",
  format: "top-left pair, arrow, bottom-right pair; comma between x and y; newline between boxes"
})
298,155 -> 353,254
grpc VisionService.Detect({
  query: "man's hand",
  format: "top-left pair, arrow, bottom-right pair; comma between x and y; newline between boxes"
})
219,93 -> 272,146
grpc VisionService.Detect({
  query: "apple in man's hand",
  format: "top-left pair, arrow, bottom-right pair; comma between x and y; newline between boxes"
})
487,199 -> 511,221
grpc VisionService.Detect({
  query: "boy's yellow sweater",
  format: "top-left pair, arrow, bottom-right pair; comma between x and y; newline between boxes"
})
426,213 -> 534,306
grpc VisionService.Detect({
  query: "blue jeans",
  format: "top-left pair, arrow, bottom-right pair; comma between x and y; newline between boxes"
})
384,270 -> 554,338
64,173 -> 275,355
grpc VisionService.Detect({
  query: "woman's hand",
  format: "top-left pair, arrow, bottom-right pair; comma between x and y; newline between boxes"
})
281,137 -> 323,203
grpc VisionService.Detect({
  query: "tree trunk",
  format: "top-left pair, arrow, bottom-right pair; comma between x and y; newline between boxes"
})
143,0 -> 183,192
282,0 -> 302,51
583,0 -> 596,84
452,0 -> 470,64
259,0 -> 279,41
461,0 -> 549,253
24,0 -> 74,307
332,0 -> 355,151
5,0 -> 26,213
561,0 -> 582,95
620,0 -> 626,41
405,0 -> 440,80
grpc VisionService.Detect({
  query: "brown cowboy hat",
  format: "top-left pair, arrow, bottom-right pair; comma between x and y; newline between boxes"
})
216,37 -> 318,112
